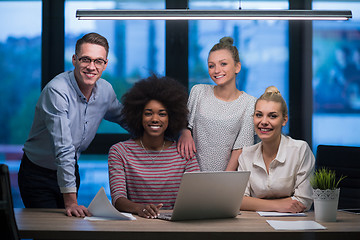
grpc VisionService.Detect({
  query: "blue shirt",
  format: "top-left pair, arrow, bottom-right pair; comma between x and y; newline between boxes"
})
23,71 -> 123,193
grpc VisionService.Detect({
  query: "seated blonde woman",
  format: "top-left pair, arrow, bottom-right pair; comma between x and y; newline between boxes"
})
238,86 -> 315,213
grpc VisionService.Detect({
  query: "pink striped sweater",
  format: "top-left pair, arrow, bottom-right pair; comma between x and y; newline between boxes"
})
108,139 -> 200,209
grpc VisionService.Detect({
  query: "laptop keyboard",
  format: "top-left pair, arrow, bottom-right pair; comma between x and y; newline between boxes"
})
158,212 -> 172,221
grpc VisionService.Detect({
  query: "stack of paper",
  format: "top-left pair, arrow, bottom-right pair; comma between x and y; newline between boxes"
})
257,211 -> 307,217
266,220 -> 326,230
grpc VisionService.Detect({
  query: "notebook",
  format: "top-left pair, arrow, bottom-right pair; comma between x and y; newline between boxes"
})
158,171 -> 250,221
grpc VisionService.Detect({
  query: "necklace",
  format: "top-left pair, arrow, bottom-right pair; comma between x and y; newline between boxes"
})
140,138 -> 166,164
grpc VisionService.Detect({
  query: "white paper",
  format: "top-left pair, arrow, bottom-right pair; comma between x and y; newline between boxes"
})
84,187 -> 136,221
257,211 -> 307,217
266,220 -> 327,230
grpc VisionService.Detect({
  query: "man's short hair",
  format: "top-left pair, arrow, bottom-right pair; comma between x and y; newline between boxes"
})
75,32 -> 109,57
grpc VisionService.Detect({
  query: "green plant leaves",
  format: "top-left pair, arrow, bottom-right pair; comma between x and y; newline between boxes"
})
310,167 -> 347,190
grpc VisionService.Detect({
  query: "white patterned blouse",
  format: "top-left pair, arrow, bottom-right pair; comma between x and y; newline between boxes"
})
187,84 -> 256,171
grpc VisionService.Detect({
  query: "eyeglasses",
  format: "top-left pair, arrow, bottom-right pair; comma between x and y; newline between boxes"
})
75,55 -> 107,68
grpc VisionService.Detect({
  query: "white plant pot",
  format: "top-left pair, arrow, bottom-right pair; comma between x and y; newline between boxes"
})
313,188 -> 340,222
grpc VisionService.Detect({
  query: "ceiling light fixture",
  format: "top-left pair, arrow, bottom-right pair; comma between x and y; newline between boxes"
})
76,9 -> 352,21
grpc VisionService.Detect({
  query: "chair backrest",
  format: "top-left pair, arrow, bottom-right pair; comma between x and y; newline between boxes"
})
316,145 -> 360,209
0,164 -> 20,240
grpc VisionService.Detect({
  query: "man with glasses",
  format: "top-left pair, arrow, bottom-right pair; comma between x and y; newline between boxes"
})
18,32 -> 122,217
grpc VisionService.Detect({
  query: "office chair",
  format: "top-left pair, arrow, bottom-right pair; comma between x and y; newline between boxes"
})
0,164 -> 20,240
316,145 -> 360,209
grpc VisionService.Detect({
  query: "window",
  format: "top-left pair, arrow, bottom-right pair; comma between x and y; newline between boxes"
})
65,0 -> 165,134
0,0 -> 42,207
312,1 -> 360,150
188,0 -> 289,133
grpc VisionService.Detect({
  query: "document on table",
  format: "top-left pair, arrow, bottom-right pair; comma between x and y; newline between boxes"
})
266,220 -> 326,230
84,187 -> 136,221
257,211 -> 307,217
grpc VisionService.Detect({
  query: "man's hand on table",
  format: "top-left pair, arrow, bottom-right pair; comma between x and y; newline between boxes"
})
63,192 -> 91,217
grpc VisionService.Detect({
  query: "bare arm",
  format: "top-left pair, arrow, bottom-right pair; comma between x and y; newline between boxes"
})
115,197 -> 163,219
64,192 -> 91,217
240,196 -> 306,213
225,149 -> 242,171
177,128 -> 196,160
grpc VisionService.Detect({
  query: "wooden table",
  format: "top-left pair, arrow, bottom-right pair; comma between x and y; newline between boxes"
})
15,208 -> 360,240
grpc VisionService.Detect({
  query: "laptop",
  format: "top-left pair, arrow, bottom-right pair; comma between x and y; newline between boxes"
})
158,171 -> 250,221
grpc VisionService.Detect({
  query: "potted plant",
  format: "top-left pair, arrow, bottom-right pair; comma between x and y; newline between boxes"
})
310,167 -> 346,222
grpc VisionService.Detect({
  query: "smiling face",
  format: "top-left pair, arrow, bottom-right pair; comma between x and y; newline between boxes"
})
207,49 -> 241,87
254,100 -> 288,143
142,100 -> 169,139
72,43 -> 108,92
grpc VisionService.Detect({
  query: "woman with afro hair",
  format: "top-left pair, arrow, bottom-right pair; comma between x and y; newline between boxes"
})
108,75 -> 200,219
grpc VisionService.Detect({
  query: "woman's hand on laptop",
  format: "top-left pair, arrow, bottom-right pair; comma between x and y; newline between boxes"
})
139,203 -> 163,219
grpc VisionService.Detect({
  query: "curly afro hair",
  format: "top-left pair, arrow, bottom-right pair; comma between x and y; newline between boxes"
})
120,75 -> 188,140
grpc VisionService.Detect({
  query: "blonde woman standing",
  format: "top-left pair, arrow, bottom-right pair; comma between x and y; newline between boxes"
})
177,37 -> 256,171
